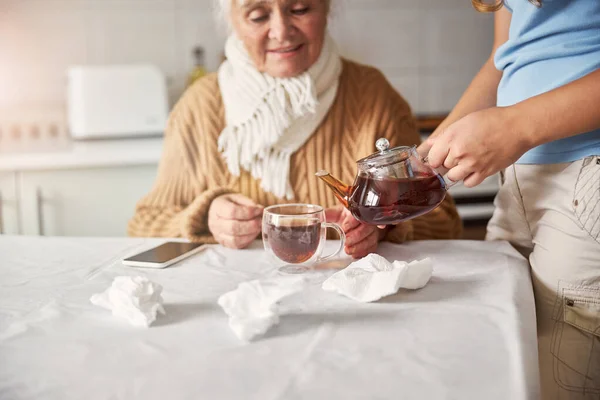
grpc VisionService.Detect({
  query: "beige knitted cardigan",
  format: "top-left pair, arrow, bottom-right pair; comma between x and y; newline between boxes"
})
128,59 -> 463,243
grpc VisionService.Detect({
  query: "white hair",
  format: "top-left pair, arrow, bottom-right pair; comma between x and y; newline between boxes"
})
213,0 -> 336,31
212,0 -> 232,30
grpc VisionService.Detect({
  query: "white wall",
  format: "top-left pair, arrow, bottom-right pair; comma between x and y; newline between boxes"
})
0,0 -> 493,120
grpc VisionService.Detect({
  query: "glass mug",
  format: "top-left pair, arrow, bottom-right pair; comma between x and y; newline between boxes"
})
262,204 -> 346,273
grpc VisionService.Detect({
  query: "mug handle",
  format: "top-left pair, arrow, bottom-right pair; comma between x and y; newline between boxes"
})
318,222 -> 346,262
422,156 -> 458,188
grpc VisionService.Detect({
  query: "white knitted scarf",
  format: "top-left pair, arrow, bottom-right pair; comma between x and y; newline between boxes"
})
218,34 -> 342,199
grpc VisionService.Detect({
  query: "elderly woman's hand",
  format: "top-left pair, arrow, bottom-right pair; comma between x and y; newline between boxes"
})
325,206 -> 382,259
208,194 -> 264,249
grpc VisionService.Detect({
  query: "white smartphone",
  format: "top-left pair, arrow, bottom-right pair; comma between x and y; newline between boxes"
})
122,242 -> 206,269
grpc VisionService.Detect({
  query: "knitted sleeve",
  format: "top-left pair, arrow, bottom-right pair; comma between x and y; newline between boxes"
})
127,82 -> 234,243
360,70 -> 463,243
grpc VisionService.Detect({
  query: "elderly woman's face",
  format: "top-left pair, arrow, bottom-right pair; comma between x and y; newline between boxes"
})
230,0 -> 328,78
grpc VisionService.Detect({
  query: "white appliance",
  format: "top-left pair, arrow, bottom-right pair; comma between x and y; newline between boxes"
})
67,64 -> 169,139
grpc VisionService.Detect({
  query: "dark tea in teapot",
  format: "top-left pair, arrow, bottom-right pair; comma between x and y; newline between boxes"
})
348,174 -> 446,225
316,139 -> 454,226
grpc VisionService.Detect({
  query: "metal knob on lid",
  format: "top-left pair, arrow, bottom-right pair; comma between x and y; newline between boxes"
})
376,138 -> 390,153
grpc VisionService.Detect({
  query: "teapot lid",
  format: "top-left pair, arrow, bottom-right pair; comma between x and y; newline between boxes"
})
357,138 -> 414,169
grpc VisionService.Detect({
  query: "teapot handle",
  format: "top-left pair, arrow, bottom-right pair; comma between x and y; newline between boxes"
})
422,157 -> 459,188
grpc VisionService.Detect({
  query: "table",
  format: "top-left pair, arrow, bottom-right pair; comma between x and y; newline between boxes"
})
0,236 -> 540,399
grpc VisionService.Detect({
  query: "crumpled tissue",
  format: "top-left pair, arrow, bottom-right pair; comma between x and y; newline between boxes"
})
218,277 -> 306,342
322,253 -> 433,302
90,276 -> 165,327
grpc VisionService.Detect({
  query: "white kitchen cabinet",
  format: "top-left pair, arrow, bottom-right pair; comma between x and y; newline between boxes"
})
18,165 -> 157,237
0,172 -> 20,235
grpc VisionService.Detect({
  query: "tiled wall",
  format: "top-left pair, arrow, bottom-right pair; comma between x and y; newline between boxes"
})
0,0 -> 494,118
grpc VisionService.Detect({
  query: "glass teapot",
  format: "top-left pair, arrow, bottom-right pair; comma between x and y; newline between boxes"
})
316,138 -> 456,225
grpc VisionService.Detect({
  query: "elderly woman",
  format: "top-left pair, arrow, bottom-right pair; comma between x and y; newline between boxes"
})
128,0 -> 462,258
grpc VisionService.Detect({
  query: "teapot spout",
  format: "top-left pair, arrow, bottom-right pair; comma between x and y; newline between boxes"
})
315,170 -> 352,208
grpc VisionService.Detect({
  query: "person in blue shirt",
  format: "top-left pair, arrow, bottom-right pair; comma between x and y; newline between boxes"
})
418,0 -> 600,398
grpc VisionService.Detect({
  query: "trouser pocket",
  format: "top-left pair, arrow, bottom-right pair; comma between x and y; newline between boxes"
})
551,283 -> 600,395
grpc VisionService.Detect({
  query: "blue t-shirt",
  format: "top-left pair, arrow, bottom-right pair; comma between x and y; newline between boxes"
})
494,0 -> 600,164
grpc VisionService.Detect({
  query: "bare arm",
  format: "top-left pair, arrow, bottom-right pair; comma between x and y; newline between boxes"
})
426,66 -> 600,188
517,68 -> 600,149
422,7 -> 600,188
425,8 -> 510,140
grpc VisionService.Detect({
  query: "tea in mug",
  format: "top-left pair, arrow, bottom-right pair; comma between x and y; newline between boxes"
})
264,218 -> 321,264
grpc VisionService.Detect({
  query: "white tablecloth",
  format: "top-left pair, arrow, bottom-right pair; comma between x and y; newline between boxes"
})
0,236 -> 540,400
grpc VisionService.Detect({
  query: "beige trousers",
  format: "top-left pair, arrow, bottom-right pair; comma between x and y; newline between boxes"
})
486,156 -> 600,400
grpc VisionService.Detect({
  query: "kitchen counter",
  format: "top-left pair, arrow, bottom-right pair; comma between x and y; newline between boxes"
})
0,134 -> 499,225
0,135 -> 499,224
0,137 -> 164,172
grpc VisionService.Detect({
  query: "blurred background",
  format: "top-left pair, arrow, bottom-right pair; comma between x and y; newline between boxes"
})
0,0 -> 498,239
